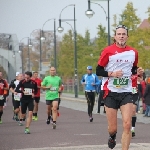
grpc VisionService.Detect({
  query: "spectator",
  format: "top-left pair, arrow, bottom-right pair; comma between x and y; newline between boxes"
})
143,77 -> 150,117
136,76 -> 142,113
141,76 -> 146,114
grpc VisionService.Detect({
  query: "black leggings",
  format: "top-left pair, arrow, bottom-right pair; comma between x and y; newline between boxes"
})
85,92 -> 95,117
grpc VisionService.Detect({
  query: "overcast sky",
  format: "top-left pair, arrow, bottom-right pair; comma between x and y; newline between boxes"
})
0,0 -> 149,42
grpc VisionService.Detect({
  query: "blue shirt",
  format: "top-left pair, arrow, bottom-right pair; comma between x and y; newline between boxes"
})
81,74 -> 100,91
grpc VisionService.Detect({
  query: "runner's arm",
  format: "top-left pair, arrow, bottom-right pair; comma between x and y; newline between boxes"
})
81,75 -> 85,84
131,66 -> 138,75
96,49 -> 113,77
96,65 -> 115,77
10,87 -> 15,93
41,78 -> 51,90
95,75 -> 100,85
15,81 -> 23,93
34,82 -> 38,95
58,78 -> 62,92
132,50 -> 138,75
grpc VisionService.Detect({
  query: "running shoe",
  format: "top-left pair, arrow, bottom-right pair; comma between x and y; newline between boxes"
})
132,131 -> 135,137
46,119 -> 50,125
90,117 -> 93,122
0,119 -> 2,124
34,116 -> 38,121
52,122 -> 56,129
32,116 -> 35,120
19,122 -> 23,126
108,136 -> 116,149
24,128 -> 30,134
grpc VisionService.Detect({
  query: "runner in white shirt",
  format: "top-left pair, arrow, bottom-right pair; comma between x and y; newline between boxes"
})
96,25 -> 140,150
10,73 -> 23,126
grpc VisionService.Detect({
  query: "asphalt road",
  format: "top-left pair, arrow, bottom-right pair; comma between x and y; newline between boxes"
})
0,94 -> 150,150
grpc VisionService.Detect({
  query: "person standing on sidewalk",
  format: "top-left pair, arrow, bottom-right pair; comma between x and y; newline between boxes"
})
41,67 -> 62,129
32,71 -> 42,121
15,71 -> 38,134
0,71 -> 9,124
96,25 -> 139,150
81,66 -> 100,122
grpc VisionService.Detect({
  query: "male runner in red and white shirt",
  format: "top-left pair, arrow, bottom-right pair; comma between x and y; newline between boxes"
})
96,25 -> 139,150
32,71 -> 42,121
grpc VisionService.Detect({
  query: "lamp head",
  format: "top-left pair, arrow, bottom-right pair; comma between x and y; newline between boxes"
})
57,27 -> 64,33
85,9 -> 95,18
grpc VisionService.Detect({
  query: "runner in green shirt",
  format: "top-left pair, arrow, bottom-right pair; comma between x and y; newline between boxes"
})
41,67 -> 62,129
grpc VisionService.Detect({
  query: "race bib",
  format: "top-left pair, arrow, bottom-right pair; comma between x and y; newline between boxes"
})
0,95 -> 3,100
113,77 -> 129,88
24,88 -> 32,95
132,87 -> 137,94
14,93 -> 21,101
50,87 -> 57,92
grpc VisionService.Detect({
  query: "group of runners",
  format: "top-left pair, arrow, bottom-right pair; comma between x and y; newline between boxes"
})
0,67 -> 63,134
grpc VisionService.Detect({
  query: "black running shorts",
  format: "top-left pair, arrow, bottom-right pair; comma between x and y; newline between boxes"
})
104,92 -> 133,109
46,98 -> 59,105
21,99 -> 34,114
0,99 -> 4,106
34,97 -> 40,103
14,100 -> 20,109
132,93 -> 139,105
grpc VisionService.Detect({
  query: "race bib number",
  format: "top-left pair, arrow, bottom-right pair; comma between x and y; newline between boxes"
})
14,93 -> 21,101
50,87 -> 57,92
0,95 -> 3,100
24,88 -> 32,95
132,87 -> 137,94
113,77 -> 129,88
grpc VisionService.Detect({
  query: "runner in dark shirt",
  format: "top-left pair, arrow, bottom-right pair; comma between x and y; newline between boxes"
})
15,71 -> 38,134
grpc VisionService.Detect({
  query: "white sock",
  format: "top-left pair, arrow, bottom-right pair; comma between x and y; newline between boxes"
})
131,127 -> 135,131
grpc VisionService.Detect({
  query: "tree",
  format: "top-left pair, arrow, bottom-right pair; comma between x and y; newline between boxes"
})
146,6 -> 150,23
84,29 -> 91,45
57,30 -> 74,78
96,24 -> 107,52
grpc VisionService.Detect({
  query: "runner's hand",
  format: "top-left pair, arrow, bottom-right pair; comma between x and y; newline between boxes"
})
23,91 -> 29,95
137,67 -> 144,75
91,83 -> 95,86
112,70 -> 123,78
14,92 -> 17,95
32,93 -> 35,98
58,87 -> 62,92
47,85 -> 52,89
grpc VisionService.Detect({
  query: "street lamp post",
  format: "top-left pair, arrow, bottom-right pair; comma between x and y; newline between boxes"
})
41,18 -> 56,70
85,0 -> 111,45
57,4 -> 78,98
27,38 -> 30,71
18,45 -> 24,73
